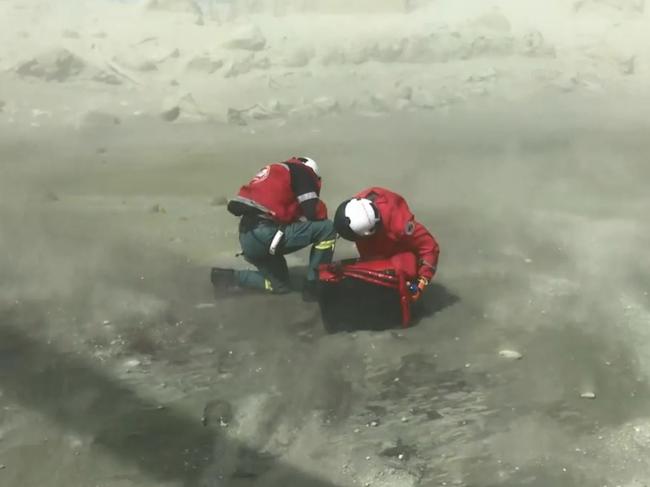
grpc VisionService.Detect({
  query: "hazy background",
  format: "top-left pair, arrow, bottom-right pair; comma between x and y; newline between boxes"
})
1,1 -> 650,486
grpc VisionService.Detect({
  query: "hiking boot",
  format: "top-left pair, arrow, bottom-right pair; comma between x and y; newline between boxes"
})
210,268 -> 237,291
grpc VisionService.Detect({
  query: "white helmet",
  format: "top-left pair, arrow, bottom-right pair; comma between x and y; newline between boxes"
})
296,156 -> 320,178
334,197 -> 380,240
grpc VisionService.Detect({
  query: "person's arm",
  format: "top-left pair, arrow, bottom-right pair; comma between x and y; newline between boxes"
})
410,221 -> 439,280
289,164 -> 327,220
403,221 -> 439,298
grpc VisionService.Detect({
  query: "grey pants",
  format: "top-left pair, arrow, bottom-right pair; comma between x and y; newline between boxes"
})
235,219 -> 336,293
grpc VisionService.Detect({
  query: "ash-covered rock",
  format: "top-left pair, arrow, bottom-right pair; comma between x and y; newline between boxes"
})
202,399 -> 233,427
15,48 -> 86,82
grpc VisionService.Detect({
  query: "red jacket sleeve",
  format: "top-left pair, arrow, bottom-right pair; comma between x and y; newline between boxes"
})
404,221 -> 439,281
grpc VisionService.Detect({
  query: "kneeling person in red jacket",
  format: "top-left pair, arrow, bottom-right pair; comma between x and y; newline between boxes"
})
211,156 -> 336,301
333,187 -> 439,301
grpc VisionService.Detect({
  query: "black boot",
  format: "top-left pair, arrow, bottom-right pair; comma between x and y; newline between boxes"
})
210,268 -> 237,291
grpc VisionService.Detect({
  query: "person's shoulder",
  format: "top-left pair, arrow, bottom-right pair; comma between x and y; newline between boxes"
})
361,186 -> 402,198
288,160 -> 318,180
377,187 -> 405,199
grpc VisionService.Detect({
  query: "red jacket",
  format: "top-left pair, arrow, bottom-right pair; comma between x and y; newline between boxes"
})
354,187 -> 439,280
233,158 -> 326,224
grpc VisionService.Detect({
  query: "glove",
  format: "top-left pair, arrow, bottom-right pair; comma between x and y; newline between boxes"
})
407,276 -> 429,302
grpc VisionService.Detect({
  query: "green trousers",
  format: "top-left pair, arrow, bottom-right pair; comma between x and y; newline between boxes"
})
235,219 -> 337,293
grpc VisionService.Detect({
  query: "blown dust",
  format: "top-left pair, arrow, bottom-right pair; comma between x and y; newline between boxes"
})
2,1 -> 650,486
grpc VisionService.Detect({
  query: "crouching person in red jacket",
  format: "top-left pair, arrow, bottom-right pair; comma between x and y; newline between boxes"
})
333,187 -> 439,301
212,156 -> 336,302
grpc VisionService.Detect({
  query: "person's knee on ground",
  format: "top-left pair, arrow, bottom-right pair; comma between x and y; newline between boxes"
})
234,254 -> 292,294
261,276 -> 291,294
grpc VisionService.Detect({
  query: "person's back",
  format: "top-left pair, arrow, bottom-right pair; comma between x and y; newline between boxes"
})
228,158 -> 327,224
